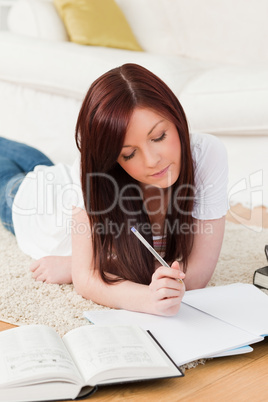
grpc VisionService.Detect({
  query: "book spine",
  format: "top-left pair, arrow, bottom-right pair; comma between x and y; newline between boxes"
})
76,385 -> 98,400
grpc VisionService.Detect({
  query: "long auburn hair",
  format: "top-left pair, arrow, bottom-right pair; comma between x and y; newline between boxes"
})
75,63 -> 194,285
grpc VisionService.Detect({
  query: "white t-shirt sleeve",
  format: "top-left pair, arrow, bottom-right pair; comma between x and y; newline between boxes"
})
70,156 -> 85,210
191,133 -> 229,220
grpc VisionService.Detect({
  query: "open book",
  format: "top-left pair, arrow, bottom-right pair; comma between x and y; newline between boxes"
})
84,283 -> 268,366
0,324 -> 183,402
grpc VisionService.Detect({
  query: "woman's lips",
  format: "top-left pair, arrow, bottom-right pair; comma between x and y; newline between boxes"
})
151,165 -> 170,177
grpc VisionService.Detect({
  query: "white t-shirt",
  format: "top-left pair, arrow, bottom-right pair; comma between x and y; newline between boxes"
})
191,132 -> 229,220
12,133 -> 228,259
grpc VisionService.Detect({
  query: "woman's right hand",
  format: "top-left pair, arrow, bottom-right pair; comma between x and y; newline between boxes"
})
148,261 -> 185,316
30,256 -> 72,284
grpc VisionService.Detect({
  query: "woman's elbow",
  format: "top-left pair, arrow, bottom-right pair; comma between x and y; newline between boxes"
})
72,271 -> 94,300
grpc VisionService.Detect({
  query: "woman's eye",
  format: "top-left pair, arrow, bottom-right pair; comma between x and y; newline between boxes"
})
152,132 -> 167,142
123,150 -> 136,161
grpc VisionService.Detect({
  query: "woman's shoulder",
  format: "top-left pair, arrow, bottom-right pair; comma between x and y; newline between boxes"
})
189,133 -> 229,220
190,132 -> 228,175
190,132 -> 227,162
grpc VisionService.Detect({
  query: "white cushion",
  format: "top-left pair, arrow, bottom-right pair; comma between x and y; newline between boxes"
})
0,32 -> 267,138
165,0 -> 268,65
7,0 -> 68,41
116,0 -> 268,64
180,66 -> 268,136
115,0 -> 176,55
0,32 -> 210,99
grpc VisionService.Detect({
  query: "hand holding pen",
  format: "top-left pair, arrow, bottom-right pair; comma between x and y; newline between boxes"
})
131,227 -> 185,316
131,227 -> 184,283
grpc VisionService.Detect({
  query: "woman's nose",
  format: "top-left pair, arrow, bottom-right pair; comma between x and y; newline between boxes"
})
143,147 -> 161,167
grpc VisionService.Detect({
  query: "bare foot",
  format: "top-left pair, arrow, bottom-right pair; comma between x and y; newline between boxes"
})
30,256 -> 72,284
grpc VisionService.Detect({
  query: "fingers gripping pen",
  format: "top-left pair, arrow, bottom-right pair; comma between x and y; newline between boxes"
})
131,227 -> 183,284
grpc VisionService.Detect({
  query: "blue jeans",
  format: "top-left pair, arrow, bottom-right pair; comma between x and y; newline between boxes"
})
0,137 -> 54,234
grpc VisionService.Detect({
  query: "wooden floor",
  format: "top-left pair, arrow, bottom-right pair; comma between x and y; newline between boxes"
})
1,205 -> 268,401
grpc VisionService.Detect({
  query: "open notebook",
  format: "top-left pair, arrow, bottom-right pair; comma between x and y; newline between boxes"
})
84,283 -> 268,366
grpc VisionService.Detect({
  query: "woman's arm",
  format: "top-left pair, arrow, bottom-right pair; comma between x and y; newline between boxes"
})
183,217 -> 225,290
71,207 -> 185,316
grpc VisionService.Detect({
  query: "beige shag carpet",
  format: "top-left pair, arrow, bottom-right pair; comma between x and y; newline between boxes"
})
0,221 -> 267,370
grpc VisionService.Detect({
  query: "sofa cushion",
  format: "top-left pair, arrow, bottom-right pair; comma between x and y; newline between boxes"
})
165,0 -> 268,65
0,32 -> 206,98
0,32 -> 267,137
180,66 -> 268,136
53,0 -> 142,51
115,0 -> 176,55
7,0 -> 69,41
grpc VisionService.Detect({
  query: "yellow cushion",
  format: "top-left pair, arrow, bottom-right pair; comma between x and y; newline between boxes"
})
54,0 -> 142,51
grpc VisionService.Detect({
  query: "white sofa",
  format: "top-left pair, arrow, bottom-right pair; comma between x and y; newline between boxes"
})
0,0 -> 267,207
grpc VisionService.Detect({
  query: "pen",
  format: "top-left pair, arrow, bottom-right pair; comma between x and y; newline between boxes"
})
131,226 -> 183,283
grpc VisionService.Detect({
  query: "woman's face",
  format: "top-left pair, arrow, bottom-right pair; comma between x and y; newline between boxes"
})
117,108 -> 181,190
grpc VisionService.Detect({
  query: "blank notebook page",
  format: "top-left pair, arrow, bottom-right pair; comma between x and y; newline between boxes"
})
182,283 -> 268,336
